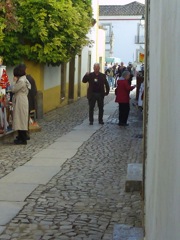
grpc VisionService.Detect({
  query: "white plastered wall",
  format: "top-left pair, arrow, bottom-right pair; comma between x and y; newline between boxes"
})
99,16 -> 144,66
98,28 -> 106,72
145,0 -> 180,239
44,65 -> 61,90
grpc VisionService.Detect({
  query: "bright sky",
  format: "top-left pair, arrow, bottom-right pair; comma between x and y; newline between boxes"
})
99,0 -> 145,5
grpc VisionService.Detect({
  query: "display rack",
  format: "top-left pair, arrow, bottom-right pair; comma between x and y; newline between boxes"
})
0,65 -> 13,135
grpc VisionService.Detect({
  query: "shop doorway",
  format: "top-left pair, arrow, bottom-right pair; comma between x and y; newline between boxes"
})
77,54 -> 82,98
60,63 -> 67,103
68,57 -> 75,103
88,52 -> 92,72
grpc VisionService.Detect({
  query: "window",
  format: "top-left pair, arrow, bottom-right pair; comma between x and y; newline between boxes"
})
135,23 -> 145,44
102,24 -> 112,43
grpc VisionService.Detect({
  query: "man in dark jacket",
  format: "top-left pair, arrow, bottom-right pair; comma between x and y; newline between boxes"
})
82,63 -> 110,125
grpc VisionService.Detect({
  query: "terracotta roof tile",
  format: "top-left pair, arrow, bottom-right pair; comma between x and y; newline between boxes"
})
99,1 -> 145,16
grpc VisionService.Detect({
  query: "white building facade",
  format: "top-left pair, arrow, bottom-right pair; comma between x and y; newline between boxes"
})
144,0 -> 180,239
99,2 -> 145,66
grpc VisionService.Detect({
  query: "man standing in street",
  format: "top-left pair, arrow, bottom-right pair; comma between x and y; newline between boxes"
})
82,63 -> 110,125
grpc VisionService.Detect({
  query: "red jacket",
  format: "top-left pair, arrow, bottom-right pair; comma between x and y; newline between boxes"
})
115,79 -> 135,103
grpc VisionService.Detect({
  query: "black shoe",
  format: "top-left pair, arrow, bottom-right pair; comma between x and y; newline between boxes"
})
99,121 -> 104,125
14,139 -> 27,145
118,123 -> 129,126
89,122 -> 93,125
16,135 -> 30,140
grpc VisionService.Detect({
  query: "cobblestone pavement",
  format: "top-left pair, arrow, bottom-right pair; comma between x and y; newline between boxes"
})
0,91 -> 143,240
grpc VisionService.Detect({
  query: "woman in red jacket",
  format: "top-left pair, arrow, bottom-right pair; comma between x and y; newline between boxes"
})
115,71 -> 136,126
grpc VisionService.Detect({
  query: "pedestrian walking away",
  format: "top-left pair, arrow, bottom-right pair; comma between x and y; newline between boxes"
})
117,62 -> 126,78
82,63 -> 110,125
115,70 -> 136,126
105,67 -> 115,90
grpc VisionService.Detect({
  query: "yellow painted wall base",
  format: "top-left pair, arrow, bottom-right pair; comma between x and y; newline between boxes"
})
81,84 -> 88,98
24,60 -> 44,91
43,86 -> 61,113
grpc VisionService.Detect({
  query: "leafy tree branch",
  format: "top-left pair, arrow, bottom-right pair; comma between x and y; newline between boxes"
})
0,0 -> 93,66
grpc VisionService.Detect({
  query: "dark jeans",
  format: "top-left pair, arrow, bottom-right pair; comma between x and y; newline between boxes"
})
88,93 -> 104,123
118,103 -> 130,124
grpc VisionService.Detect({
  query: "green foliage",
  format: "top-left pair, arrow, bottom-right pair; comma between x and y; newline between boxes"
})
0,1 -> 9,44
0,0 -> 93,66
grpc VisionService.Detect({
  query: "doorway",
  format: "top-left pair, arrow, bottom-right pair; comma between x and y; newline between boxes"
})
77,54 -> 82,98
60,63 -> 67,103
88,52 -> 92,72
68,57 -> 75,103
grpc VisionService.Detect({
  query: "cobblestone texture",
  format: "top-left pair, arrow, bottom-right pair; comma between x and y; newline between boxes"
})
0,91 -> 143,240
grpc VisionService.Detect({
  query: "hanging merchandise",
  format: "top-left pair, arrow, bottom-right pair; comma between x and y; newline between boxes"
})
3,95 -> 9,131
0,103 -> 3,125
0,97 -> 4,134
0,63 -> 13,135
0,69 -> 10,91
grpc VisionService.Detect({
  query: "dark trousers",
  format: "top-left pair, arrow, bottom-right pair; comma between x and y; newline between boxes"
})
18,130 -> 27,142
118,103 -> 130,124
88,93 -> 104,123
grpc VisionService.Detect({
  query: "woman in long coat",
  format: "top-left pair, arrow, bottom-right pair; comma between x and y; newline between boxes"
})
17,64 -> 37,140
12,65 -> 31,145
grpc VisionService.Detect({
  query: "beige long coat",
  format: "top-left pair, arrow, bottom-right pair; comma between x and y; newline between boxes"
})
12,76 -> 31,130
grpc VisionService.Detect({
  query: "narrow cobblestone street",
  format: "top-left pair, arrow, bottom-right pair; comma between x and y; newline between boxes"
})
0,91 -> 143,240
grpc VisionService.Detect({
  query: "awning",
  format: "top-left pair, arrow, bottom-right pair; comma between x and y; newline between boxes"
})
105,57 -> 121,64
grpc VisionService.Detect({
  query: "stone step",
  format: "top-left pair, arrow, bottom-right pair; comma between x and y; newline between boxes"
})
113,224 -> 144,240
125,163 -> 142,192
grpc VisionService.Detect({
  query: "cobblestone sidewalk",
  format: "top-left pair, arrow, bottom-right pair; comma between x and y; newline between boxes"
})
0,92 -> 143,240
